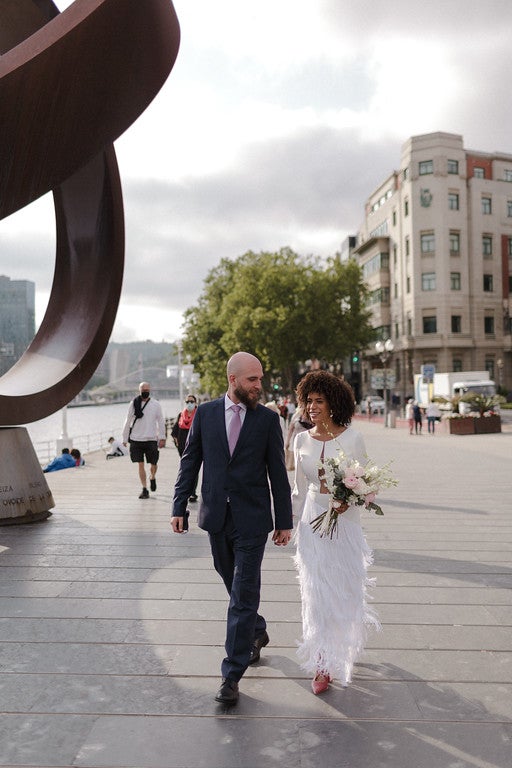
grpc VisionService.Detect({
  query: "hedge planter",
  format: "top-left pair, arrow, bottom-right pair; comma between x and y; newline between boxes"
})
474,414 -> 501,434
448,418 -> 475,435
448,415 -> 502,435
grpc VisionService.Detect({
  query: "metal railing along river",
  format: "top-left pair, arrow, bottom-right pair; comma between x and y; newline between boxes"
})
33,427 -> 124,467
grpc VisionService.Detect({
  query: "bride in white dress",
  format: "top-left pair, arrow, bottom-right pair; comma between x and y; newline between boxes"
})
292,371 -> 380,694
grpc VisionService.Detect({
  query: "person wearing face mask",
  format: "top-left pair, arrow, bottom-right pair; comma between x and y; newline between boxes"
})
122,382 -> 166,499
171,395 -> 199,502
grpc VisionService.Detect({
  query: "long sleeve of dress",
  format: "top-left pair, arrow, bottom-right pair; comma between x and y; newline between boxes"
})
352,431 -> 368,466
291,431 -> 309,519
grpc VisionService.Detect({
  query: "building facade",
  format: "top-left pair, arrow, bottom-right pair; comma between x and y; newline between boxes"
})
0,275 -> 35,376
354,132 -> 512,403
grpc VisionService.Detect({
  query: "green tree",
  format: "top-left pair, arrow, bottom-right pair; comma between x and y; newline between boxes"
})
182,248 -> 375,396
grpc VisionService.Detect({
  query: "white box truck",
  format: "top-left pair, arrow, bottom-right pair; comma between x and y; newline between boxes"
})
414,371 -> 497,414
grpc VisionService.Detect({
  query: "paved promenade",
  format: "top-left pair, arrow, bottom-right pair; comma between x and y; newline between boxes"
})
0,417 -> 511,768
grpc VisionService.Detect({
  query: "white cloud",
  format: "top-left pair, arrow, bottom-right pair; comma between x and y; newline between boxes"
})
4,0 -> 512,343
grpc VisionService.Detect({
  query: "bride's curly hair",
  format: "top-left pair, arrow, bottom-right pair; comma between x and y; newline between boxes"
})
296,370 -> 355,427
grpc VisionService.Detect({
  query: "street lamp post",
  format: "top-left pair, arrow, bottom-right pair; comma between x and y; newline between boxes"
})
497,358 -> 504,390
375,339 -> 394,427
176,340 -> 183,405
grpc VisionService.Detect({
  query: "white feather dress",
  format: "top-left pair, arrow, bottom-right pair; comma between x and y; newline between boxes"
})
292,427 -> 380,685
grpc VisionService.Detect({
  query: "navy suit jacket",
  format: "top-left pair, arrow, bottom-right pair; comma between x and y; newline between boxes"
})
172,397 -> 293,537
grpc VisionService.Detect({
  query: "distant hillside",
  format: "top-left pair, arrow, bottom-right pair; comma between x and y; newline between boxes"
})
85,340 -> 178,390
108,340 -> 177,370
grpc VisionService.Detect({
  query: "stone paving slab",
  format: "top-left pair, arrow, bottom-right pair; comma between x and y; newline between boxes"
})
1,419 -> 511,767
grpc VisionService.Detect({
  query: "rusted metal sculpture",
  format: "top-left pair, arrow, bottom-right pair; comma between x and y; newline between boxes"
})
0,0 -> 180,425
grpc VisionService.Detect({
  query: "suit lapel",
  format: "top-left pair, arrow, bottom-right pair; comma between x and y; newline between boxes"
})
212,397 -> 230,456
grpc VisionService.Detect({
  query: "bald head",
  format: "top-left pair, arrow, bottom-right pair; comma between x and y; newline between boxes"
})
227,352 -> 261,378
227,352 -> 263,409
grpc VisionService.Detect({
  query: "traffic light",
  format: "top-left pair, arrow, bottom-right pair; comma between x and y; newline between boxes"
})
352,352 -> 359,364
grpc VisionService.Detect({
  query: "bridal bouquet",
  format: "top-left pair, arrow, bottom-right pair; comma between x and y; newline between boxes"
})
311,450 -> 398,538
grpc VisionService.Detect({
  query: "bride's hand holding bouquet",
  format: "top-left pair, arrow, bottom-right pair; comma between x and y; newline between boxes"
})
311,449 -> 397,539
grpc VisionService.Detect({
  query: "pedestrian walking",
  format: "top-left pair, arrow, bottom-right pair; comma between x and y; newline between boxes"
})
413,401 -> 423,434
171,351 -> 293,706
405,398 -> 415,435
291,371 -> 380,694
122,381 -> 166,498
171,394 -> 199,501
426,399 -> 442,434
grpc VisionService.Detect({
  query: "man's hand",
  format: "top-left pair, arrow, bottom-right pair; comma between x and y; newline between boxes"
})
158,439 -> 166,449
171,516 -> 186,533
272,529 -> 292,546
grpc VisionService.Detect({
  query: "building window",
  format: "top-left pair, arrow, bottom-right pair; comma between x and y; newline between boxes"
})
407,317 -> 412,335
474,167 -> 485,179
484,316 -> 495,335
448,192 -> 459,210
482,235 -> 493,257
422,272 -> 436,291
451,272 -> 461,290
483,274 -> 494,291
421,232 -> 435,253
481,197 -> 492,214
453,359 -> 463,372
485,359 -> 495,378
392,210 -> 396,226
367,287 -> 390,306
393,244 -> 397,264
362,252 -> 389,279
451,315 -> 462,333
405,236 -> 410,256
449,231 -> 460,255
504,169 -> 512,182
423,316 -> 437,334
448,159 -> 459,174
403,167 -> 409,181
419,160 -> 433,175
507,201 -> 512,217
508,238 -> 512,257
375,325 -> 391,339
406,276 -> 411,293
395,322 -> 399,338
404,199 -> 409,217
394,282 -> 398,298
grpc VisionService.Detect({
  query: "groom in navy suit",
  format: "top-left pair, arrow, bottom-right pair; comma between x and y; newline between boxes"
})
171,351 -> 293,705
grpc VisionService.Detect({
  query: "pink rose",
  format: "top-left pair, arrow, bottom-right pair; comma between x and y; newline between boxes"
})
344,473 -> 359,489
364,492 -> 376,507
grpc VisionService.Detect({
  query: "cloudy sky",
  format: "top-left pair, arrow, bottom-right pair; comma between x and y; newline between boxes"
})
2,0 -> 512,343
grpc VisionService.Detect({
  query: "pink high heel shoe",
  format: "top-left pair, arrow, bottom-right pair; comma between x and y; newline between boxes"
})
311,672 -> 330,695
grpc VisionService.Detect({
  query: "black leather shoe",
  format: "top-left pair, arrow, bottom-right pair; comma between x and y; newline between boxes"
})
249,630 -> 269,664
215,678 -> 239,705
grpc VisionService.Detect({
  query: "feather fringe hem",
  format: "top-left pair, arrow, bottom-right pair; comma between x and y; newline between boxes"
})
293,506 -> 380,684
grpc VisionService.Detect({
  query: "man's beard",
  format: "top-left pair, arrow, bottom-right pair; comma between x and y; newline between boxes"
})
234,385 -> 259,410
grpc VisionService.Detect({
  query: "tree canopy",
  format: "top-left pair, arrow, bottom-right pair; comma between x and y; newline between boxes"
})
181,247 -> 375,396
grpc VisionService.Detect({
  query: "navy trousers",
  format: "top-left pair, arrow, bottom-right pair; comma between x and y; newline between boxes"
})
208,507 -> 268,682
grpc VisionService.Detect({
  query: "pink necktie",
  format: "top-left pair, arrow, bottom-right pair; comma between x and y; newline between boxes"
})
227,404 -> 242,455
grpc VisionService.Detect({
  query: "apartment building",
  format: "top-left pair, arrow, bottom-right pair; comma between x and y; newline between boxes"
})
353,131 -> 512,403
0,275 -> 35,376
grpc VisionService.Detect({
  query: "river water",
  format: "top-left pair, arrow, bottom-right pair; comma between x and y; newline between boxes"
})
22,398 -> 182,462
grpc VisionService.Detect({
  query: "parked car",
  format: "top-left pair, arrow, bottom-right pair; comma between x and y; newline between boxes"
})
360,395 -> 385,414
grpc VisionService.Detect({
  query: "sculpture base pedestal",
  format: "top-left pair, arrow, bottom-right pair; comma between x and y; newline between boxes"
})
0,428 -> 54,525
